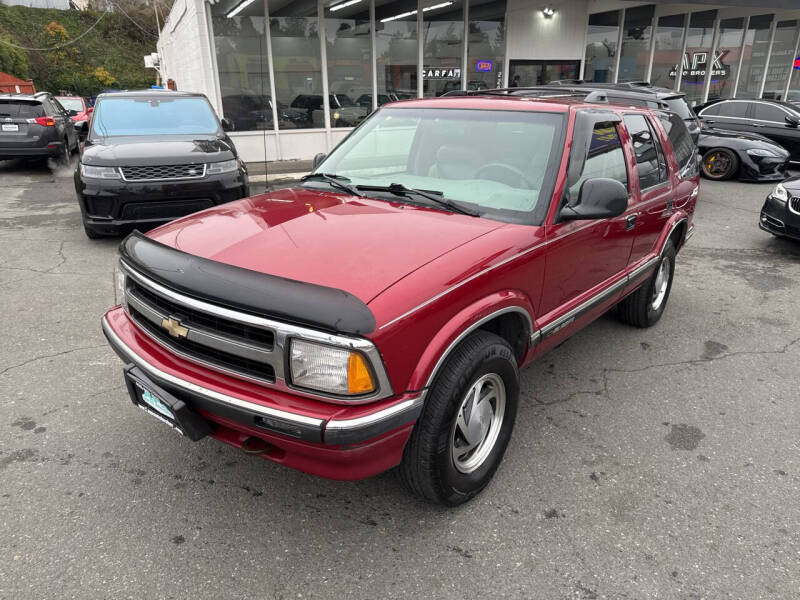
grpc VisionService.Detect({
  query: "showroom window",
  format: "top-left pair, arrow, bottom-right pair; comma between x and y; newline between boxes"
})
618,4 -> 654,83
324,0 -> 373,126
763,20 -> 799,100
467,0 -> 505,91
708,17 -> 745,101
679,10 -> 717,107
649,13 -> 685,90
736,14 -> 773,99
269,0 -> 323,129
421,0 -> 464,97
375,0 -> 418,100
584,10 -> 621,83
211,0 -> 272,132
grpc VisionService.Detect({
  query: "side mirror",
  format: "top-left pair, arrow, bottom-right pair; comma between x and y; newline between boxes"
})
221,117 -> 234,131
560,178 -> 628,221
87,106 -> 93,114
785,114 -> 799,128
311,152 -> 326,171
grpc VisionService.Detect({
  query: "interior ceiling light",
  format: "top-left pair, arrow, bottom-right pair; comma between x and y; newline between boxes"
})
381,1 -> 453,22
226,0 -> 256,18
330,0 -> 362,12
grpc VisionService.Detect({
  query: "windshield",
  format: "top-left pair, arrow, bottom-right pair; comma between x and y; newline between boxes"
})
313,107 -> 564,224
57,98 -> 84,112
0,100 -> 43,118
664,97 -> 694,121
90,96 -> 219,137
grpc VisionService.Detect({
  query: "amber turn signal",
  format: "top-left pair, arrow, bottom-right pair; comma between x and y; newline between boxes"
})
347,352 -> 375,395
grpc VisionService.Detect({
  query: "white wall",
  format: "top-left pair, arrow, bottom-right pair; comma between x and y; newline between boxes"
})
505,0 -> 589,62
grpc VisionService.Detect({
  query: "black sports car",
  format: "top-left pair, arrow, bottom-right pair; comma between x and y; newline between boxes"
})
760,177 -> 800,242
698,126 -> 790,182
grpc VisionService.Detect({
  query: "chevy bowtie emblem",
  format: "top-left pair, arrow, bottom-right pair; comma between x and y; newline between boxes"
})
161,317 -> 189,339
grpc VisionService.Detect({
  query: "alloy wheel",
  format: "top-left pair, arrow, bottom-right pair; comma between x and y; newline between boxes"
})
450,373 -> 506,474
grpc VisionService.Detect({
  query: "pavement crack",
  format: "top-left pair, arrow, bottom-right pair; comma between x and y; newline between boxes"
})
0,345 -> 108,376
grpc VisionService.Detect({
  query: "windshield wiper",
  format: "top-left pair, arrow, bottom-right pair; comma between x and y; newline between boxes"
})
355,183 -> 479,217
301,172 -> 363,197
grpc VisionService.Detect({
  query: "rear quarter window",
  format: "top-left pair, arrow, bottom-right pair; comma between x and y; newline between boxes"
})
657,112 -> 698,178
0,101 -> 44,119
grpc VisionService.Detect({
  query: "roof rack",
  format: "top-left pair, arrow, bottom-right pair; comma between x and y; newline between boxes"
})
443,87 -> 612,104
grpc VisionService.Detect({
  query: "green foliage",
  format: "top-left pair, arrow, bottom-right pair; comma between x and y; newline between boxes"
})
0,4 -> 158,97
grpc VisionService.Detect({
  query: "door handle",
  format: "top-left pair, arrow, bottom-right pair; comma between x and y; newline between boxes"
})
626,214 -> 637,230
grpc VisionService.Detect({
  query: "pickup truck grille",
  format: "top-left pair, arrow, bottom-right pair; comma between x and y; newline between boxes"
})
124,276 -> 276,383
120,164 -> 206,181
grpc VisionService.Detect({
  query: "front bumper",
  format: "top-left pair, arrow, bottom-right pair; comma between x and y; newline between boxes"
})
739,154 -> 790,182
76,169 -> 250,235
101,308 -> 424,480
759,193 -> 800,241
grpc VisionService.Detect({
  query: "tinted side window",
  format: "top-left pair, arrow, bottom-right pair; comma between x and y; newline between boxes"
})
623,114 -> 668,189
753,103 -> 788,123
716,102 -> 749,118
699,104 -> 720,116
658,112 -> 698,178
568,122 -> 628,201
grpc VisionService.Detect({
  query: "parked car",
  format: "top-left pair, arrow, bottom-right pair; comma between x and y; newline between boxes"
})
695,99 -> 800,162
697,126 -> 790,181
290,94 -> 368,127
75,90 -> 249,239
101,94 -> 697,505
356,93 -> 400,110
221,93 -> 306,130
0,92 -> 79,163
502,81 -> 701,144
760,178 -> 800,241
56,95 -> 92,136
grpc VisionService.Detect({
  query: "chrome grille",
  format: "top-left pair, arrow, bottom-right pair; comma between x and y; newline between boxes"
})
120,163 -> 206,181
790,195 -> 800,216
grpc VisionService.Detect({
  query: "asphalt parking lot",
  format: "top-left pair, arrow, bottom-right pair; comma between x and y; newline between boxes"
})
1,157 -> 799,600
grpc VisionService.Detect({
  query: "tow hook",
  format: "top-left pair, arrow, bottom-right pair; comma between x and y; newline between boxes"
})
240,436 -> 271,455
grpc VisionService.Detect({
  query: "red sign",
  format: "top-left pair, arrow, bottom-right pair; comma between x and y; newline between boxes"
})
795,57 -> 800,70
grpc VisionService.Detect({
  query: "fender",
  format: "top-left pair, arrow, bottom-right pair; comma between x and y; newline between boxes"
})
405,290 -> 536,393
655,213 -> 690,256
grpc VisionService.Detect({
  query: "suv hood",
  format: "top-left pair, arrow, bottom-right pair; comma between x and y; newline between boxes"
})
147,187 -> 504,304
81,135 -> 235,166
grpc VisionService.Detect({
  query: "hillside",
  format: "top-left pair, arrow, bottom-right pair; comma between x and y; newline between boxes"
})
0,4 -> 159,96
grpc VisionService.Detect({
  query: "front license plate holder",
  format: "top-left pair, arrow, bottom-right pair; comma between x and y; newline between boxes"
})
123,364 -> 212,441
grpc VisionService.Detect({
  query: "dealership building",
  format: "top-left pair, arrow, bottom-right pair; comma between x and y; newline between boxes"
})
157,0 -> 800,162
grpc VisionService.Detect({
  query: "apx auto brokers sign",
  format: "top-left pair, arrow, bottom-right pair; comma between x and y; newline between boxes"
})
670,50 -> 730,82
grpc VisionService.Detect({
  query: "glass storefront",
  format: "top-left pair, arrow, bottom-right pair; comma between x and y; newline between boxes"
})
375,0 -> 418,102
763,20 -> 799,100
649,13 -> 684,90
467,0 -> 505,91
618,4 -> 654,83
708,17 -> 745,101
679,10 -> 717,107
421,0 -> 464,97
584,10 -> 620,83
736,14 -> 774,99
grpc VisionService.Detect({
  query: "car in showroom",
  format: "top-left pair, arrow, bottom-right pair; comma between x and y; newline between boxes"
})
697,126 -> 790,181
101,94 -> 697,505
695,98 -> 800,162
56,95 -> 93,136
760,178 -> 800,241
75,90 -> 249,239
290,93 -> 368,127
0,92 -> 79,164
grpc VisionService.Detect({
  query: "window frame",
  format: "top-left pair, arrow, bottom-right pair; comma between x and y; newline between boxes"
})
622,112 -> 670,192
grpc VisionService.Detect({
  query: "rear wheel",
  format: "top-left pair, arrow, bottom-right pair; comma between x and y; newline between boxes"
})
398,330 -> 519,506
617,240 -> 676,328
701,148 -> 738,180
57,139 -> 70,166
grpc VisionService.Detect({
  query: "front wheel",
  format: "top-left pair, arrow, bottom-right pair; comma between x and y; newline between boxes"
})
701,148 -> 738,180
398,330 -> 519,506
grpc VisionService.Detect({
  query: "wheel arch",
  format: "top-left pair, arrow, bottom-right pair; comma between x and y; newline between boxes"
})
657,215 -> 690,256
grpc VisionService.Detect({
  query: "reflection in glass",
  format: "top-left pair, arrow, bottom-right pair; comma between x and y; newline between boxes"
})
679,10 -> 717,107
467,0 -> 505,91
708,17 -> 745,101
375,0 -> 418,100
422,0 -> 464,97
649,13 -> 684,90
270,0 -> 323,129
324,0 -> 372,125
584,10 -> 620,83
212,2 -> 273,132
763,20 -> 799,101
736,14 -> 773,99
618,4 -> 654,83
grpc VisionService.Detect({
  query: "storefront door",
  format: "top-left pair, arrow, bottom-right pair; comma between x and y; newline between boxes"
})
508,60 -> 581,87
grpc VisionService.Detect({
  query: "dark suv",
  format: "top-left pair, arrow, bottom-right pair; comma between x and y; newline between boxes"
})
0,92 -> 79,163
75,90 -> 249,239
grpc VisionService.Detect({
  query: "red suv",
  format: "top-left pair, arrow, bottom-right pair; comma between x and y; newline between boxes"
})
102,95 -> 698,505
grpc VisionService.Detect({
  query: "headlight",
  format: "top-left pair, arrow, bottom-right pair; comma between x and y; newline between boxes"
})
206,158 -> 238,175
81,164 -> 120,179
289,339 -> 375,396
746,148 -> 780,158
114,263 -> 127,310
772,183 -> 789,203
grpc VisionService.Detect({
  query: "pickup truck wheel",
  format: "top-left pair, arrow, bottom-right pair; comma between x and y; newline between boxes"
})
398,330 -> 519,506
617,240 -> 676,328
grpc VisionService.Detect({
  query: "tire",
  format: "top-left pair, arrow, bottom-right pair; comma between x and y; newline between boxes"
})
700,148 -> 738,180
398,330 -> 519,506
57,139 -> 70,166
618,240 -> 676,328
